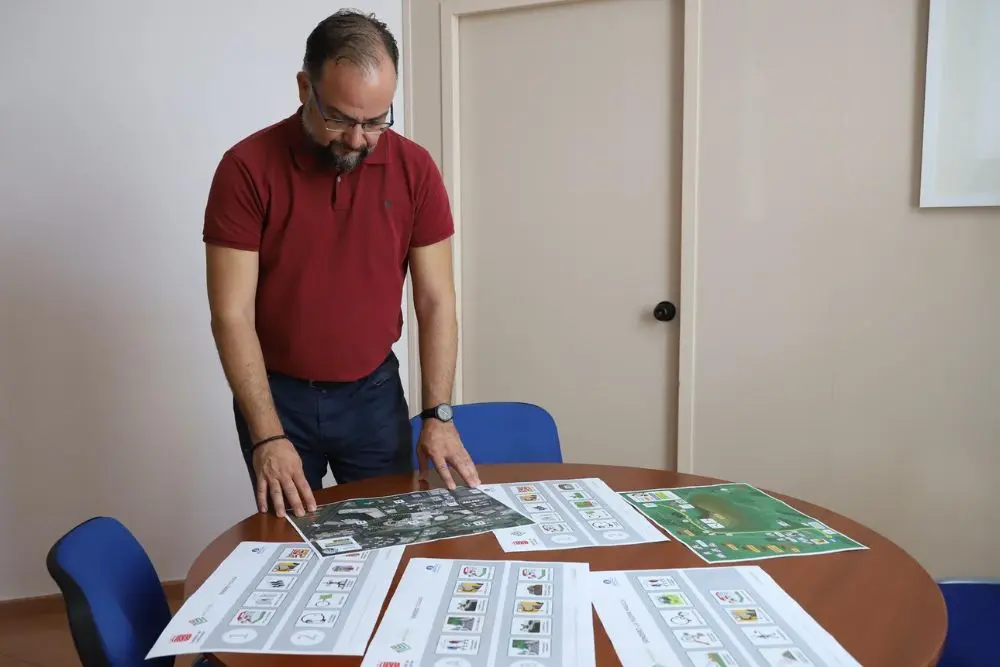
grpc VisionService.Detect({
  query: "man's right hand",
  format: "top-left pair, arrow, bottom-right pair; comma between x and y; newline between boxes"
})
251,439 -> 317,518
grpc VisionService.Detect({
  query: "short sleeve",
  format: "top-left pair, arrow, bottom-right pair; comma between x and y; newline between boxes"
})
203,151 -> 265,251
410,152 -> 455,248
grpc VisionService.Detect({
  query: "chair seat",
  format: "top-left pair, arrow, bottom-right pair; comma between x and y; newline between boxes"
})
938,580 -> 1000,666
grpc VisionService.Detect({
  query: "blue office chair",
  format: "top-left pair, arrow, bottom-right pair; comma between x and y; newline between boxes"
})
46,516 -> 209,667
937,579 -> 1000,666
410,401 -> 562,467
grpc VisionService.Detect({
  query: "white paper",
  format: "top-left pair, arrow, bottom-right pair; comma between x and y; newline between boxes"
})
481,478 -> 669,551
362,557 -> 596,667
591,565 -> 862,667
146,542 -> 403,658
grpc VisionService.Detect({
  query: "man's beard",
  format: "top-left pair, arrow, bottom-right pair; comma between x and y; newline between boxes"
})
311,136 -> 371,173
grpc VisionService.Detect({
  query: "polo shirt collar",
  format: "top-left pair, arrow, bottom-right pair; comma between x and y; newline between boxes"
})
286,106 -> 390,172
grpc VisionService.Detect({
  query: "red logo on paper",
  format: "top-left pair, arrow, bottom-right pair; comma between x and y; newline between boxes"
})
170,634 -> 192,643
513,540 -> 530,545
377,663 -> 401,667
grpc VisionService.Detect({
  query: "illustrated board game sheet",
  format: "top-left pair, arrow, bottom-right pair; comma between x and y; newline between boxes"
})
481,478 -> 668,552
146,542 -> 403,658
361,557 -> 595,667
591,565 -> 861,667
287,486 -> 534,557
620,483 -> 868,563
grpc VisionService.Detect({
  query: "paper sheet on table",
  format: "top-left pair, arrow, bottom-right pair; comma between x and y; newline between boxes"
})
481,477 -> 669,551
591,565 -> 862,666
362,557 -> 596,667
286,486 -> 533,557
146,541 -> 403,658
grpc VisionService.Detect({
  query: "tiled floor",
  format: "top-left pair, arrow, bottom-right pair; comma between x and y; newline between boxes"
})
0,595 -> 187,667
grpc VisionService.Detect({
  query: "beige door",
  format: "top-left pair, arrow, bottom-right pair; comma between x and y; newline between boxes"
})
407,0 -> 684,469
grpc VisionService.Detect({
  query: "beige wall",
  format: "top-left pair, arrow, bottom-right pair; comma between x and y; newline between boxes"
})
691,0 -> 999,579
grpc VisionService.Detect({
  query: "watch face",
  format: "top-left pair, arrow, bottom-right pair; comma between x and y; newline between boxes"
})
437,404 -> 454,421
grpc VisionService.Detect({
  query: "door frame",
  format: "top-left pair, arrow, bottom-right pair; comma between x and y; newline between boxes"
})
401,0 -> 703,473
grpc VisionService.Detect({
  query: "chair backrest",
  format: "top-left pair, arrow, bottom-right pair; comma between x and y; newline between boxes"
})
46,516 -> 173,667
410,401 -> 562,467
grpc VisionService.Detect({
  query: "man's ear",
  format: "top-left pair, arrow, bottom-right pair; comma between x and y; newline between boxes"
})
296,71 -> 310,105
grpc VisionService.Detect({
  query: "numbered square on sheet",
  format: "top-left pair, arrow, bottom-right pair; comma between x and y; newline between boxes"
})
514,599 -> 552,615
510,616 -> 552,635
649,591 -> 693,608
326,562 -> 363,576
454,580 -> 492,595
305,592 -> 348,609
531,512 -> 564,524
711,589 -> 756,606
638,575 -> 679,591
508,638 -> 552,658
436,636 -> 481,655
256,575 -> 296,591
458,564 -> 495,580
560,491 -> 592,501
332,550 -> 369,561
518,567 -> 552,581
279,547 -> 313,560
539,522 -> 572,535
295,610 -> 339,628
448,596 -> 489,614
580,509 -> 612,520
674,629 -> 723,650
512,485 -> 539,494
243,591 -> 287,608
516,582 -> 553,598
742,626 -> 793,646
269,560 -> 305,575
758,647 -> 814,665
316,576 -> 355,592
441,614 -> 484,634
688,650 -> 739,666
554,482 -> 581,491
589,519 -> 623,531
660,608 -> 707,628
727,607 -> 773,624
230,608 -> 274,626
525,503 -> 555,513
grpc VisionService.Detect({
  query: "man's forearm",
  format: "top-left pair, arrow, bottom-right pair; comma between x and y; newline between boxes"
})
417,299 -> 458,408
211,316 -> 284,442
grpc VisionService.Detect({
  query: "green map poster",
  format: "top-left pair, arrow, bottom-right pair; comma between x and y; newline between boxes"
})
620,483 -> 868,563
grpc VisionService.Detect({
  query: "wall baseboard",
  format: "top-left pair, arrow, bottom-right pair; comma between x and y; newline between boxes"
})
0,580 -> 185,621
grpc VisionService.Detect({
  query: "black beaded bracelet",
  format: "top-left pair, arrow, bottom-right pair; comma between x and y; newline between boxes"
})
251,434 -> 288,451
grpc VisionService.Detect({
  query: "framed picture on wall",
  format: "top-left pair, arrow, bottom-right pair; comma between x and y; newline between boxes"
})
919,0 -> 1000,207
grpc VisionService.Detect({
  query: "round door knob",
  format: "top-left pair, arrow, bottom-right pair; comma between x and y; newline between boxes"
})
653,301 -> 676,322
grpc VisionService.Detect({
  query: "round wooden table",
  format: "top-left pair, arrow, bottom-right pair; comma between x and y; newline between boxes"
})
186,463 -> 947,666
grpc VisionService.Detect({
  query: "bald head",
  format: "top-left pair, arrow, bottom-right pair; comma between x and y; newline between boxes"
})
302,10 -> 399,80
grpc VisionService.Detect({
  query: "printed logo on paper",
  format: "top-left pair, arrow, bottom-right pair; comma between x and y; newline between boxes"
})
390,642 -> 411,653
170,633 -> 192,643
188,616 -> 207,626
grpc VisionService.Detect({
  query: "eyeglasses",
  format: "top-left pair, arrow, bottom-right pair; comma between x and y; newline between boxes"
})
310,84 -> 394,136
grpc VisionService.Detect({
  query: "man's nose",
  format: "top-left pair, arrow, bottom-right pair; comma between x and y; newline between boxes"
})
344,125 -> 366,150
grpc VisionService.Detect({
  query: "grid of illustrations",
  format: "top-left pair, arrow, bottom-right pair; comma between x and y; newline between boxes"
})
418,560 -> 566,665
197,544 -> 376,653
502,480 -> 651,548
628,568 -> 827,666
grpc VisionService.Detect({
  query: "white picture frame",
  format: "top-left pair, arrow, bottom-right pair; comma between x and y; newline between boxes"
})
919,0 -> 1000,207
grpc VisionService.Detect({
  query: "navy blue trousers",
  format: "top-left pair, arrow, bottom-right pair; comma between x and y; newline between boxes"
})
234,352 -> 413,490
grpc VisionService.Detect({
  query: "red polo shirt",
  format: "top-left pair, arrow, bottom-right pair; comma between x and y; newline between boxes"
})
203,108 -> 453,381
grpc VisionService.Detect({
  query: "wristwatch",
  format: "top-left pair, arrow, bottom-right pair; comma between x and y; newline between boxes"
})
420,403 -> 454,422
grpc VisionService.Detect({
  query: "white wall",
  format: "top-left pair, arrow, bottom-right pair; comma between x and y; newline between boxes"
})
0,0 -> 406,601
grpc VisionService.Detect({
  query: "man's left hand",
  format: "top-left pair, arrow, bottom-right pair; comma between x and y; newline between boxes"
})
416,419 -> 481,489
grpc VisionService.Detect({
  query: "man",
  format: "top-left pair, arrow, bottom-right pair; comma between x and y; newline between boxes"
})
203,10 -> 480,519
